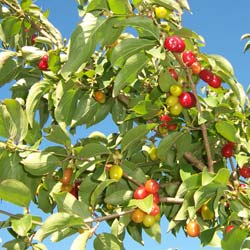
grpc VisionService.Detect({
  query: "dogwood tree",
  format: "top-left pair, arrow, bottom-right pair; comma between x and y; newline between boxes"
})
0,0 -> 250,249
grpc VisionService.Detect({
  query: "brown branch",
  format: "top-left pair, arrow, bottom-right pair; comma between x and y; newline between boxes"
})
83,209 -> 136,223
160,197 -> 184,204
122,172 -> 143,186
184,151 -> 206,171
173,53 -> 214,172
229,157 -> 236,172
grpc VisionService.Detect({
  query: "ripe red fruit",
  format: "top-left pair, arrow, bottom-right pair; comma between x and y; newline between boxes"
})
133,186 -> 149,199
178,91 -> 196,108
38,55 -> 49,71
144,179 -> 160,194
208,74 -> 222,88
225,225 -> 234,233
186,220 -> 200,237
153,192 -> 160,204
199,69 -> 213,83
182,51 -> 197,67
160,115 -> 172,123
167,123 -> 177,131
239,164 -> 250,178
70,180 -> 81,199
221,144 -> 233,158
31,34 -> 36,45
150,202 -> 160,216
191,61 -> 201,75
164,36 -> 185,53
168,68 -> 178,80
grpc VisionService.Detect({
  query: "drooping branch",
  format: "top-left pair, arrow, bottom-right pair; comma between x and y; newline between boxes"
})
159,197 -> 184,204
184,151 -> 206,171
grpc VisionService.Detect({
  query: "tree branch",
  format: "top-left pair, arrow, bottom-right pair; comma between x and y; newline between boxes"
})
160,197 -> 184,204
184,151 -> 206,171
0,209 -> 43,226
173,53 -> 214,172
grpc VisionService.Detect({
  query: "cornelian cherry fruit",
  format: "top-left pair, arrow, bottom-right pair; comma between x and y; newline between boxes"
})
186,220 -> 200,237
199,69 -> 213,83
164,36 -> 185,53
179,91 -> 196,108
182,51 -> 197,67
133,186 -> 149,200
144,179 -> 160,194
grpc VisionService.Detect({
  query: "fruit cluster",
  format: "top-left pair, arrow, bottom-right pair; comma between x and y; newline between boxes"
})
164,35 -> 222,92
131,179 -> 160,227
158,114 -> 177,135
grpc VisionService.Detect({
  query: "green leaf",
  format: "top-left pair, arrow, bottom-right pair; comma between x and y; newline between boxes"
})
26,80 -> 51,127
21,46 -> 47,61
70,231 -> 91,250
11,214 -> 32,237
78,142 -> 110,158
110,38 -> 156,67
94,233 -> 124,250
54,82 -> 81,128
104,189 -> 133,205
176,173 -> 202,198
53,192 -> 91,219
151,0 -> 182,13
34,213 -> 83,241
3,239 -> 26,250
107,0 -> 132,14
175,28 -> 204,43
0,179 -> 31,207
227,78 -> 247,108
158,70 -> 177,92
122,16 -> 160,40
90,179 -> 117,207
21,152 -> 60,176
121,124 -> 155,152
144,222 -> 161,243
3,99 -> 28,142
128,195 -> 153,214
208,54 -> 235,77
112,52 -> 149,97
45,124 -> 71,146
86,0 -> 108,12
221,228 -> 248,250
0,51 -> 18,86
215,121 -> 236,142
61,14 -> 124,79
157,132 -> 183,161
212,168 -> 230,185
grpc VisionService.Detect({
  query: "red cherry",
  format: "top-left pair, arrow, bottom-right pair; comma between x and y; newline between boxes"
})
70,180 -> 81,199
160,115 -> 172,123
164,36 -> 185,53
199,69 -> 213,83
221,144 -> 233,158
208,74 -> 222,88
153,192 -> 160,204
133,186 -> 149,199
191,61 -> 201,75
239,164 -> 250,178
150,202 -> 160,216
144,179 -> 160,194
225,225 -> 234,233
31,34 -> 36,45
182,51 -> 197,67
168,68 -> 178,80
167,123 -> 177,131
178,91 -> 196,108
38,55 -> 49,71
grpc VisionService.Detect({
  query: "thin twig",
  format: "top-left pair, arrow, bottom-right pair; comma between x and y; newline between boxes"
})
0,209 -> 43,226
229,157 -> 236,172
159,197 -> 184,204
122,172 -> 143,186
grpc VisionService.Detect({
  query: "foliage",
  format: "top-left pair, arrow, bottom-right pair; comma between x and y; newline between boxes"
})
0,0 -> 249,249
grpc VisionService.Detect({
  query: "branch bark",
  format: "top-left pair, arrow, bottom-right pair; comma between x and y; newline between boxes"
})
184,151 -> 206,171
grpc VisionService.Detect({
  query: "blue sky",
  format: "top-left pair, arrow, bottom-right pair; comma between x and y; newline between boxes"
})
1,0 -> 250,249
